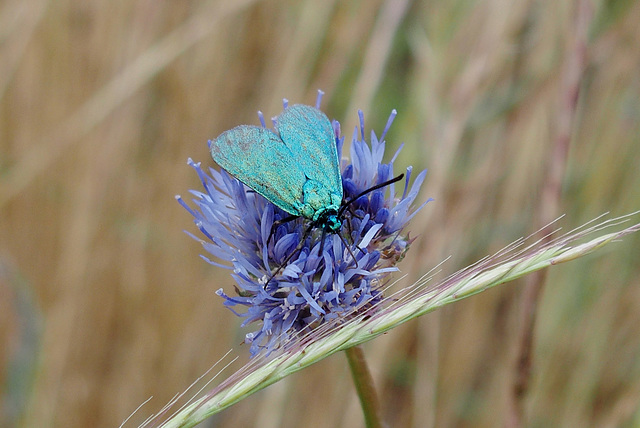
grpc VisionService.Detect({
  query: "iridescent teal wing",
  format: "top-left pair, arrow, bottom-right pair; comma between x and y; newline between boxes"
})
276,105 -> 343,201
210,125 -> 306,216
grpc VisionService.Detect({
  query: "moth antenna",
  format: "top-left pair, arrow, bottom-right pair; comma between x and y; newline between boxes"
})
338,173 -> 405,218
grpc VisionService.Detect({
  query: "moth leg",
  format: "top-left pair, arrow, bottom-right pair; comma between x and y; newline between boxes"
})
341,206 -> 366,257
267,214 -> 299,246
265,224 -> 313,286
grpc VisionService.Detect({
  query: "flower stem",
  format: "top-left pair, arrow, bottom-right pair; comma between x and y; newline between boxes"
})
345,345 -> 385,428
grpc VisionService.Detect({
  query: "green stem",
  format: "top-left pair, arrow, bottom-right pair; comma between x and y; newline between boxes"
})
345,345 -> 385,428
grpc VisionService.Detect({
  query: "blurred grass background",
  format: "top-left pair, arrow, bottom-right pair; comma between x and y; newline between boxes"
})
1,0 -> 640,426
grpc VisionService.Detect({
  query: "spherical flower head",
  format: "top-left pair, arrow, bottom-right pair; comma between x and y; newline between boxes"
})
177,98 -> 429,357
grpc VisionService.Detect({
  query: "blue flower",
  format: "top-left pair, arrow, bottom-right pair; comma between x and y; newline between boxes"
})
177,100 -> 430,357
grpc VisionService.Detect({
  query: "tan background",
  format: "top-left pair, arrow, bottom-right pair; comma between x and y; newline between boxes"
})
1,0 -> 640,427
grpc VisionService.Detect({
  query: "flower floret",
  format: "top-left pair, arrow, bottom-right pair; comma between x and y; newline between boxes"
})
178,104 -> 430,357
